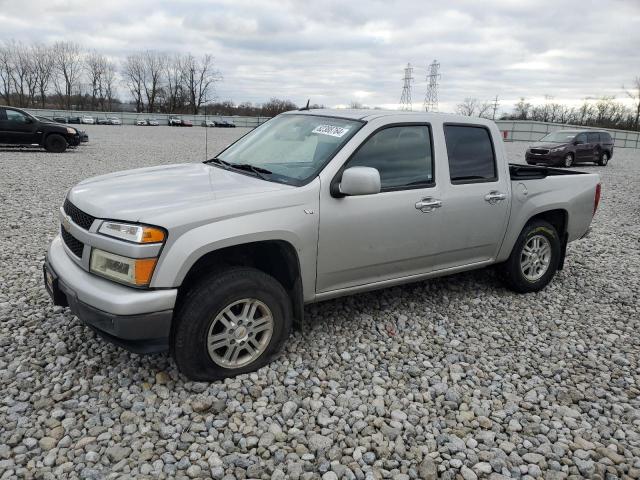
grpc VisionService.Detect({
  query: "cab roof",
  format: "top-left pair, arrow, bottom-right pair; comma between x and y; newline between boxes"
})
283,108 -> 495,125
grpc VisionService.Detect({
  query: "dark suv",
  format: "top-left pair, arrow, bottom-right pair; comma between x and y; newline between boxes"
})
525,130 -> 614,167
0,106 -> 80,152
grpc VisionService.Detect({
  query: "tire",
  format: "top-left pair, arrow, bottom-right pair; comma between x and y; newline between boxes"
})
500,220 -> 561,293
172,267 -> 292,381
598,150 -> 609,166
562,153 -> 574,168
44,134 -> 67,153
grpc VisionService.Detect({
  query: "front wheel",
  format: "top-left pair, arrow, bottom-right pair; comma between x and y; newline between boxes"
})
44,134 -> 67,153
500,220 -> 561,293
562,153 -> 574,168
598,150 -> 609,166
172,267 -> 292,381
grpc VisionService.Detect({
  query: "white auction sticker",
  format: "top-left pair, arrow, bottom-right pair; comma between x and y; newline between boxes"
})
312,125 -> 350,138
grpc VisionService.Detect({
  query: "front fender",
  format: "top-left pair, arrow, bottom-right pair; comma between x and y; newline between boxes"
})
151,199 -> 320,303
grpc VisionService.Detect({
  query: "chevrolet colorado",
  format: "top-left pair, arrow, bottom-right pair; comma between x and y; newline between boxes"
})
0,106 -> 80,152
44,110 -> 601,380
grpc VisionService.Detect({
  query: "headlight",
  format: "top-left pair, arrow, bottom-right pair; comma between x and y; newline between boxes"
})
98,222 -> 165,244
90,249 -> 157,286
66,127 -> 76,134
550,146 -> 565,153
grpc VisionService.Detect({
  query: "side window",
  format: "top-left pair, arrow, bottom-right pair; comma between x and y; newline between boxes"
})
345,125 -> 433,190
6,109 -> 29,124
444,125 -> 496,183
0,108 -> 6,121
576,133 -> 587,143
587,132 -> 599,143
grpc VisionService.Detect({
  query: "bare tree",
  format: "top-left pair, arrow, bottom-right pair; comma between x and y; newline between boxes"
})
456,97 -> 478,116
181,54 -> 221,114
103,60 -> 117,111
477,101 -> 493,119
85,50 -> 108,110
123,53 -> 145,112
624,77 -> 640,130
142,51 -> 166,113
513,97 -> 532,120
164,54 -> 184,113
53,41 -> 82,109
32,43 -> 55,108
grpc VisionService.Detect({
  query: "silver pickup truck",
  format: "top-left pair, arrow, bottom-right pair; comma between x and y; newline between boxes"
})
44,109 -> 601,380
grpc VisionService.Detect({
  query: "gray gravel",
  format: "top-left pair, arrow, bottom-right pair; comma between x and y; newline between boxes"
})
1,125 -> 639,479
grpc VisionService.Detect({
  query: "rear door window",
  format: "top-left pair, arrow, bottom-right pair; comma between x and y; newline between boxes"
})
587,132 -> 599,143
444,125 -> 497,183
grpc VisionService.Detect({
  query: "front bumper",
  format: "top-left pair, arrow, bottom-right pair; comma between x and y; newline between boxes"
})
525,151 -> 565,165
44,236 -> 177,353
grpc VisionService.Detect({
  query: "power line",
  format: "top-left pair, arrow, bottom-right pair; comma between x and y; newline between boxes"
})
400,63 -> 414,111
423,59 -> 441,112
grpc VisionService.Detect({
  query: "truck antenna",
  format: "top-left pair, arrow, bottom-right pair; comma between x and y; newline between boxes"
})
299,99 -> 311,111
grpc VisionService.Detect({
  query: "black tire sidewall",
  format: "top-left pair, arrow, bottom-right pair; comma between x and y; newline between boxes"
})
503,221 -> 561,293
172,267 -> 292,381
45,134 -> 67,153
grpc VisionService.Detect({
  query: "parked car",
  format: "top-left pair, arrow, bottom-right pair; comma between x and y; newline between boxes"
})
80,115 -> 95,125
135,119 -> 147,126
201,120 -> 216,127
526,130 -> 614,167
53,116 -> 68,124
67,117 -> 81,124
146,118 -> 160,126
96,117 -> 109,125
0,106 -> 80,152
215,118 -> 236,128
44,110 -> 601,380
181,119 -> 193,127
38,115 -> 89,143
168,116 -> 182,126
107,117 -> 121,125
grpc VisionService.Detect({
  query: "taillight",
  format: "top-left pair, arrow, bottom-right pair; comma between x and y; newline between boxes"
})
593,183 -> 601,216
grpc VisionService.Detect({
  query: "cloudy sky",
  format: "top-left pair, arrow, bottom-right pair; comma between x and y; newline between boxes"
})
1,0 -> 639,113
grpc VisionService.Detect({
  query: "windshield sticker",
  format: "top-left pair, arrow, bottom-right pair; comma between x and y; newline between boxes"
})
312,125 -> 350,138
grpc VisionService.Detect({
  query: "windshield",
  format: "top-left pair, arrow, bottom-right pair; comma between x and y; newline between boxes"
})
213,114 -> 363,185
539,131 -> 579,143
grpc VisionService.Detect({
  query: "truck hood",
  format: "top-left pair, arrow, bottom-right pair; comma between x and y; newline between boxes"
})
67,163 -> 292,222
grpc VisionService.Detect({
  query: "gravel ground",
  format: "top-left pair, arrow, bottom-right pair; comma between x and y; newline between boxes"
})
0,125 -> 639,480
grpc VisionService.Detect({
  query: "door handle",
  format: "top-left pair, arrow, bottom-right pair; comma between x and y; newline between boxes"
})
415,197 -> 442,212
485,191 -> 507,204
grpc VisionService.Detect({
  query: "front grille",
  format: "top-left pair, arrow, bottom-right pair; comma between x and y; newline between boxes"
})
63,199 -> 96,230
530,148 -> 550,155
61,226 -> 84,258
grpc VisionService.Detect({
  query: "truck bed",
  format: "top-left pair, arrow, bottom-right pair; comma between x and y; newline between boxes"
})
509,163 -> 589,180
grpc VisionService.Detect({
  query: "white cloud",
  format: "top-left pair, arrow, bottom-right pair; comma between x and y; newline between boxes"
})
1,0 -> 639,113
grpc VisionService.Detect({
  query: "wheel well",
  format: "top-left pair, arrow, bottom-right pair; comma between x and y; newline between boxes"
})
178,240 -> 304,324
527,209 -> 567,237
527,209 -> 568,269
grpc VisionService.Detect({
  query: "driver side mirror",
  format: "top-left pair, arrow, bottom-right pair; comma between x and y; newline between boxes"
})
336,167 -> 381,196
25,117 -> 33,124
573,139 -> 583,145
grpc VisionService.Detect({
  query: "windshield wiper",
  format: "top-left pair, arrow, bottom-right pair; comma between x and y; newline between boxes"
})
205,158 -> 272,180
205,157 -> 232,168
228,163 -> 273,180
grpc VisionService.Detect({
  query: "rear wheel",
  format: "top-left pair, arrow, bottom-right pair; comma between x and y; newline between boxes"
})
598,150 -> 609,166
44,134 -> 67,153
500,220 -> 561,293
562,153 -> 574,168
172,267 -> 292,381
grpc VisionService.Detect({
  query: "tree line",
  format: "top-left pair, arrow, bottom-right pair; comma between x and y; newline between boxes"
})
0,40 -> 222,114
457,79 -> 640,132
